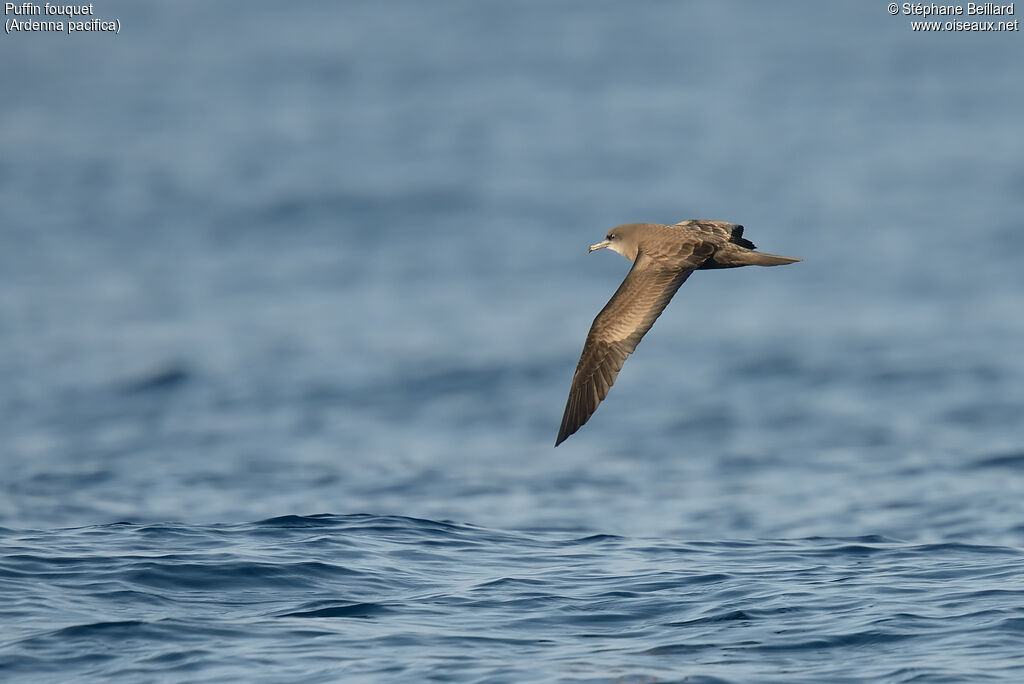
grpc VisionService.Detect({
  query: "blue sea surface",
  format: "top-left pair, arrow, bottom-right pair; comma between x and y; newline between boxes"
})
2,2 -> 1024,681
3,516 -> 1024,682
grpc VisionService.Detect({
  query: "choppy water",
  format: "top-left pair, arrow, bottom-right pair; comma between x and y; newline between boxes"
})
2,515 -> 1023,683
2,2 -> 1024,681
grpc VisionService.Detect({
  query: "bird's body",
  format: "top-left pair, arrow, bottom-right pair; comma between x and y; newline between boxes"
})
555,219 -> 800,446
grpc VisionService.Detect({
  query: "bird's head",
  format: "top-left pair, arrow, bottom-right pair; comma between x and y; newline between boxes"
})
589,224 -> 641,261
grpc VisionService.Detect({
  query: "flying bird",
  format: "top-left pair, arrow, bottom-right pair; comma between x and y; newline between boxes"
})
555,219 -> 800,446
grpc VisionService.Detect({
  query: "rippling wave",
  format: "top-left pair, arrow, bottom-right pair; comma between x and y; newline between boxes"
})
1,515 -> 1022,682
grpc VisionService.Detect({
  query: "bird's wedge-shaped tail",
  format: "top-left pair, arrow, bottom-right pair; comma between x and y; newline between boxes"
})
555,219 -> 799,446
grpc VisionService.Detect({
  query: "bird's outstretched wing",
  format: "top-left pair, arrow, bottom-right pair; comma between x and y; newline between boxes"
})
555,245 -> 712,446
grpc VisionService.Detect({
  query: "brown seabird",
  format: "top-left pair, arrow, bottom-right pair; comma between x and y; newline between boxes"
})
555,219 -> 800,447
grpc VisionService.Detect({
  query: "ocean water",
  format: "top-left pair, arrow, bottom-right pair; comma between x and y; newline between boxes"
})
3,516 -> 1023,683
2,2 -> 1024,681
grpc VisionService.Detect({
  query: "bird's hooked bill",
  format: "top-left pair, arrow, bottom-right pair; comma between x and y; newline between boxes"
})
588,240 -> 610,253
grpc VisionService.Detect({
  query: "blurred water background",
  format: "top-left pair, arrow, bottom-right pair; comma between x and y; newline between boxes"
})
2,2 -> 1023,681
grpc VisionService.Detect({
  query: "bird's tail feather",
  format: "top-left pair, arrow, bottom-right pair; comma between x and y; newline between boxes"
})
744,252 -> 801,266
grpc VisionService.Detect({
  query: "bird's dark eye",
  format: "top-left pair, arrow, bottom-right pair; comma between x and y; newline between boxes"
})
607,234 -> 615,240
